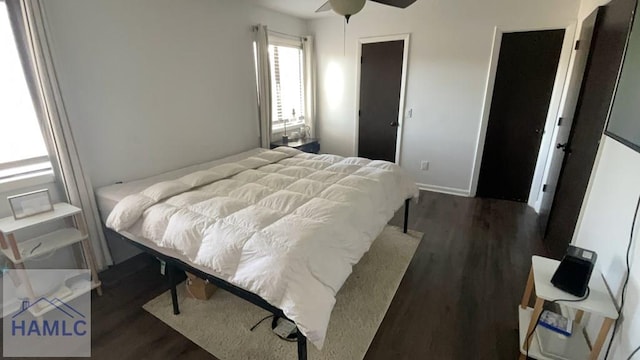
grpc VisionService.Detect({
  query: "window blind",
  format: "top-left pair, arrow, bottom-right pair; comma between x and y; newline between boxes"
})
268,41 -> 305,132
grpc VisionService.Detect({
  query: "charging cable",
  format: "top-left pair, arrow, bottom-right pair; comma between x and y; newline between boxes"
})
604,195 -> 640,359
627,345 -> 640,360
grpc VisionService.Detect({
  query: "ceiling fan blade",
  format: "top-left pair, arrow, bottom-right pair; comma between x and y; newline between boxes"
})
370,0 -> 418,9
315,1 -> 333,12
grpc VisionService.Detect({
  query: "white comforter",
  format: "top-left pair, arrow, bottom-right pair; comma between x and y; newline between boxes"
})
106,147 -> 418,348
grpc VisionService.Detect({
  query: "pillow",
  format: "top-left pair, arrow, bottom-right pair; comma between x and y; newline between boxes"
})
106,194 -> 156,231
209,163 -> 248,178
179,170 -> 224,187
270,146 -> 303,157
237,157 -> 271,169
255,150 -> 291,163
141,180 -> 190,201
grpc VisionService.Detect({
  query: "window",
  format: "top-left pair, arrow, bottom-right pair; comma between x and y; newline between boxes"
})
268,39 -> 306,133
0,1 -> 51,184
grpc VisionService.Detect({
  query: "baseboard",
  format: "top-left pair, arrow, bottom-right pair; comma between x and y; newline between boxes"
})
416,183 -> 471,197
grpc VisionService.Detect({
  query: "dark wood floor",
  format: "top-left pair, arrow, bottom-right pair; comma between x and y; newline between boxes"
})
4,191 -> 549,359
369,191 -> 547,360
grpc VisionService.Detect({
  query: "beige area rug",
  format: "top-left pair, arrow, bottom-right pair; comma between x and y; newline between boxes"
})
143,225 -> 422,360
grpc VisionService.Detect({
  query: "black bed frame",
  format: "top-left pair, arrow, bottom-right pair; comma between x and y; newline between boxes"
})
107,198 -> 411,360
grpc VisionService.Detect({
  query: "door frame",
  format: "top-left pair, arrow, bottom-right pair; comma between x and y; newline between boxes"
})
537,9 -> 601,222
469,23 -> 577,204
354,33 -> 410,165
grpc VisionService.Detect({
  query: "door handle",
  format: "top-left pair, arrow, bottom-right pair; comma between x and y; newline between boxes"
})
390,121 -> 399,127
556,143 -> 572,153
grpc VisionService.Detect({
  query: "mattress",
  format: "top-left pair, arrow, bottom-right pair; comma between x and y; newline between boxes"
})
99,147 -> 419,349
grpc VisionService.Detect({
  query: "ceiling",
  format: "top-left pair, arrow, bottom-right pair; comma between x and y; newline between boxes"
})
249,0 -> 389,20
250,0 -> 333,19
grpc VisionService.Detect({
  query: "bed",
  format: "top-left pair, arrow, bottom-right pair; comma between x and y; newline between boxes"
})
96,147 -> 419,360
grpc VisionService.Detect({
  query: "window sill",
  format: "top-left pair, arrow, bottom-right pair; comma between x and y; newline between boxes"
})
272,123 -> 305,136
0,170 -> 55,194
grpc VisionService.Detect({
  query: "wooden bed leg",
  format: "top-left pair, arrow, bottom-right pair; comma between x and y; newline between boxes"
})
297,331 -> 307,360
520,267 -> 534,309
168,265 -> 180,315
403,198 -> 410,234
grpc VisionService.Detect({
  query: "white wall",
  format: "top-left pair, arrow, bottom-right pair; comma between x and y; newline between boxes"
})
309,0 -> 580,195
17,0 -> 306,264
572,137 -> 640,359
41,0 -> 307,189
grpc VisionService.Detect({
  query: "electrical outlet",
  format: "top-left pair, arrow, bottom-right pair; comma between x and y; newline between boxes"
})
420,161 -> 429,171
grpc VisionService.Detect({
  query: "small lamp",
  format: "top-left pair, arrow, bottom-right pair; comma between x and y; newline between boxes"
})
282,118 -> 289,144
282,109 -> 297,144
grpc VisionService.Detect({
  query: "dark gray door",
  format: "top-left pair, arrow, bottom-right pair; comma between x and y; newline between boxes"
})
544,0 -> 637,258
538,8 -> 601,233
477,30 -> 565,202
358,40 -> 404,162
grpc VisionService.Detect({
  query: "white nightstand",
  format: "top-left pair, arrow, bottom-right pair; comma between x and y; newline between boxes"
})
518,256 -> 618,360
0,203 -> 102,317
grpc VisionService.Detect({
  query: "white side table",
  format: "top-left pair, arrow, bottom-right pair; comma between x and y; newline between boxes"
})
518,256 -> 618,360
0,203 -> 102,317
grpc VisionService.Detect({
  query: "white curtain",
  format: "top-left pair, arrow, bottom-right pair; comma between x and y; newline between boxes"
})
7,0 -> 113,270
254,25 -> 272,148
302,36 -> 317,138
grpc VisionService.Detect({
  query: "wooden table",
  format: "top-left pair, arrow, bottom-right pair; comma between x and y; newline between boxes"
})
518,256 -> 618,360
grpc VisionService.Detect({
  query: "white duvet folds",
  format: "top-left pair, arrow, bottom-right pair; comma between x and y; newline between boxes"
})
106,147 -> 418,349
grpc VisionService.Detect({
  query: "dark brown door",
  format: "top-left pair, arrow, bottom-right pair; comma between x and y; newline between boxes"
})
358,40 -> 404,162
544,0 -> 638,258
538,9 -> 601,233
477,30 -> 565,202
